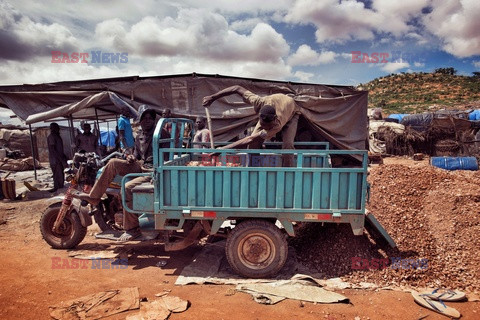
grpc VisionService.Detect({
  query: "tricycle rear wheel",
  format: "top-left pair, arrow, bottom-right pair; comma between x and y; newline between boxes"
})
226,219 -> 287,278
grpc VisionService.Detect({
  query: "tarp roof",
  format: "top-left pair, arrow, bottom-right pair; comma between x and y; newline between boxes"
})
0,73 -> 368,150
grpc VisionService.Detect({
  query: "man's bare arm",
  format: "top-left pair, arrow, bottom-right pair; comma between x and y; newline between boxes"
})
217,130 -> 266,150
202,85 -> 248,107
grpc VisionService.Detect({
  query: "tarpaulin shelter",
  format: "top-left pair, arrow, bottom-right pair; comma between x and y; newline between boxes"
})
0,73 -> 368,153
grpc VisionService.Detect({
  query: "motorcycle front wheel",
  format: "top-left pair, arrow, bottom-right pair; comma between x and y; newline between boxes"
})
40,203 -> 87,249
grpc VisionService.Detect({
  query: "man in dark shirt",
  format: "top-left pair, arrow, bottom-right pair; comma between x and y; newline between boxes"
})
73,105 -> 157,241
74,123 -> 99,154
47,122 -> 68,192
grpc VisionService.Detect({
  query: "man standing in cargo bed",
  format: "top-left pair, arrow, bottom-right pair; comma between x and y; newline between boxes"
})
202,85 -> 300,167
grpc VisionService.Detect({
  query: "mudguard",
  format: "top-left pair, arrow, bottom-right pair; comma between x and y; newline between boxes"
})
46,197 -> 92,228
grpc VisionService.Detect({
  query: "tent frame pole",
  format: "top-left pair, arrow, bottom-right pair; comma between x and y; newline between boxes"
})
28,124 -> 37,180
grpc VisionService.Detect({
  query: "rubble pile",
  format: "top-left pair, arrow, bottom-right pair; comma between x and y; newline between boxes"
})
292,159 -> 480,292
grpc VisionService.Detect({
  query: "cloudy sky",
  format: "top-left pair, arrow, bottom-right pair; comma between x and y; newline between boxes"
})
0,0 -> 479,89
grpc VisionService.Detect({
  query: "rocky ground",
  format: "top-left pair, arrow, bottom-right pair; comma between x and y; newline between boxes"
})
0,157 -> 479,319
293,157 -> 480,293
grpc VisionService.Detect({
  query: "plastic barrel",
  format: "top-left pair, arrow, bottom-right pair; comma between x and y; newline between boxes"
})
430,156 -> 478,171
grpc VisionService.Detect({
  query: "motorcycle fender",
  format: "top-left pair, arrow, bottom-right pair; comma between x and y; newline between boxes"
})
72,198 -> 93,227
46,196 -> 65,206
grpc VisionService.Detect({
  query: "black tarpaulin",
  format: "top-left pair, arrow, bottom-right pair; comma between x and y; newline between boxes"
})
0,73 -> 368,150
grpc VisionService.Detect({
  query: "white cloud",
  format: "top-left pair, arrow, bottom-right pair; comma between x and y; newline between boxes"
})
473,61 -> 480,68
423,0 -> 480,57
170,57 -> 292,80
285,0 -> 379,42
381,62 -> 410,73
414,62 -> 425,67
230,18 -> 264,32
95,9 -> 290,63
288,45 -> 337,66
178,0 -> 291,14
94,19 -> 128,50
372,0 -> 430,36
0,2 -> 79,61
288,45 -> 318,66
293,70 -> 314,82
0,58 -> 150,85
0,49 -> 294,86
285,0 -> 429,43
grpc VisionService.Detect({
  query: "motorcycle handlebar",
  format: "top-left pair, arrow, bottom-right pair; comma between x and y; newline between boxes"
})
100,151 -> 124,164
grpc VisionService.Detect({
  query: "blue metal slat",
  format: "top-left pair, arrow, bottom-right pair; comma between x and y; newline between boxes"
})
187,170 -> 196,206
312,172 -> 321,209
163,170 -> 171,206
231,171 -> 240,207
205,170 -> 214,207
258,171 -> 267,208
284,171 -> 294,208
179,170 -> 188,206
214,171 -> 223,207
338,172 -> 349,209
320,172 -> 330,209
348,173 -> 358,209
294,171 -> 303,209
266,171 -> 276,208
249,171 -> 258,207
223,170 -> 231,207
302,172 -> 312,209
276,171 -> 285,208
196,170 -> 205,207
330,172 -> 339,209
240,171 -> 249,208
170,169 -> 179,206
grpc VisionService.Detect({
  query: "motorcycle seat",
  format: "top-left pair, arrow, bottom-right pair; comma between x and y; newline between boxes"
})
132,183 -> 154,194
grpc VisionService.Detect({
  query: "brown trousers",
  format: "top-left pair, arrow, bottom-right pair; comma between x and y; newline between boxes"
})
89,158 -> 151,230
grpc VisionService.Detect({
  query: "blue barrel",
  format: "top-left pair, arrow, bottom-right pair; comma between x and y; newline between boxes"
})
431,157 -> 478,171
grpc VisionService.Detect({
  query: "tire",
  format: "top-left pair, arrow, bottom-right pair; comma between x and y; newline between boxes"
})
226,219 -> 288,278
93,196 -> 124,232
40,203 -> 87,249
93,200 -> 118,232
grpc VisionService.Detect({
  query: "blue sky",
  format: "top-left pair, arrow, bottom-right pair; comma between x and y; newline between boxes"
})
0,0 -> 479,88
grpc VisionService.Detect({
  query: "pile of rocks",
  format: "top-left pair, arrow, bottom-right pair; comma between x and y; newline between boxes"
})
293,158 -> 480,292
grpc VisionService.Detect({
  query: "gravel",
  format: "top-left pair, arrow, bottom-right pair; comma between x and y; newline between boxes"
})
292,158 -> 480,293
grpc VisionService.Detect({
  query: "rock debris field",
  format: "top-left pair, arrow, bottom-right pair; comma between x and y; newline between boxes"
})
293,157 -> 480,293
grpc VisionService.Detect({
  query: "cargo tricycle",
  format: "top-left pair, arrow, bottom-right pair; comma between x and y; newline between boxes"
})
120,118 -> 370,278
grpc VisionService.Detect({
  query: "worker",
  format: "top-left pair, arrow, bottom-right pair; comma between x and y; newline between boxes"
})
203,85 -> 300,166
72,105 -> 158,241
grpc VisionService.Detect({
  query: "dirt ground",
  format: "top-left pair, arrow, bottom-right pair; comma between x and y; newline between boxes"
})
0,157 -> 479,319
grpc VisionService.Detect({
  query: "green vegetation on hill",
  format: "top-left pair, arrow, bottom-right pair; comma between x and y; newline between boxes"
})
357,71 -> 480,114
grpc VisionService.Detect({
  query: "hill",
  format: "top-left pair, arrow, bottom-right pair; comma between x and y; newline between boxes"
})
357,71 -> 480,114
